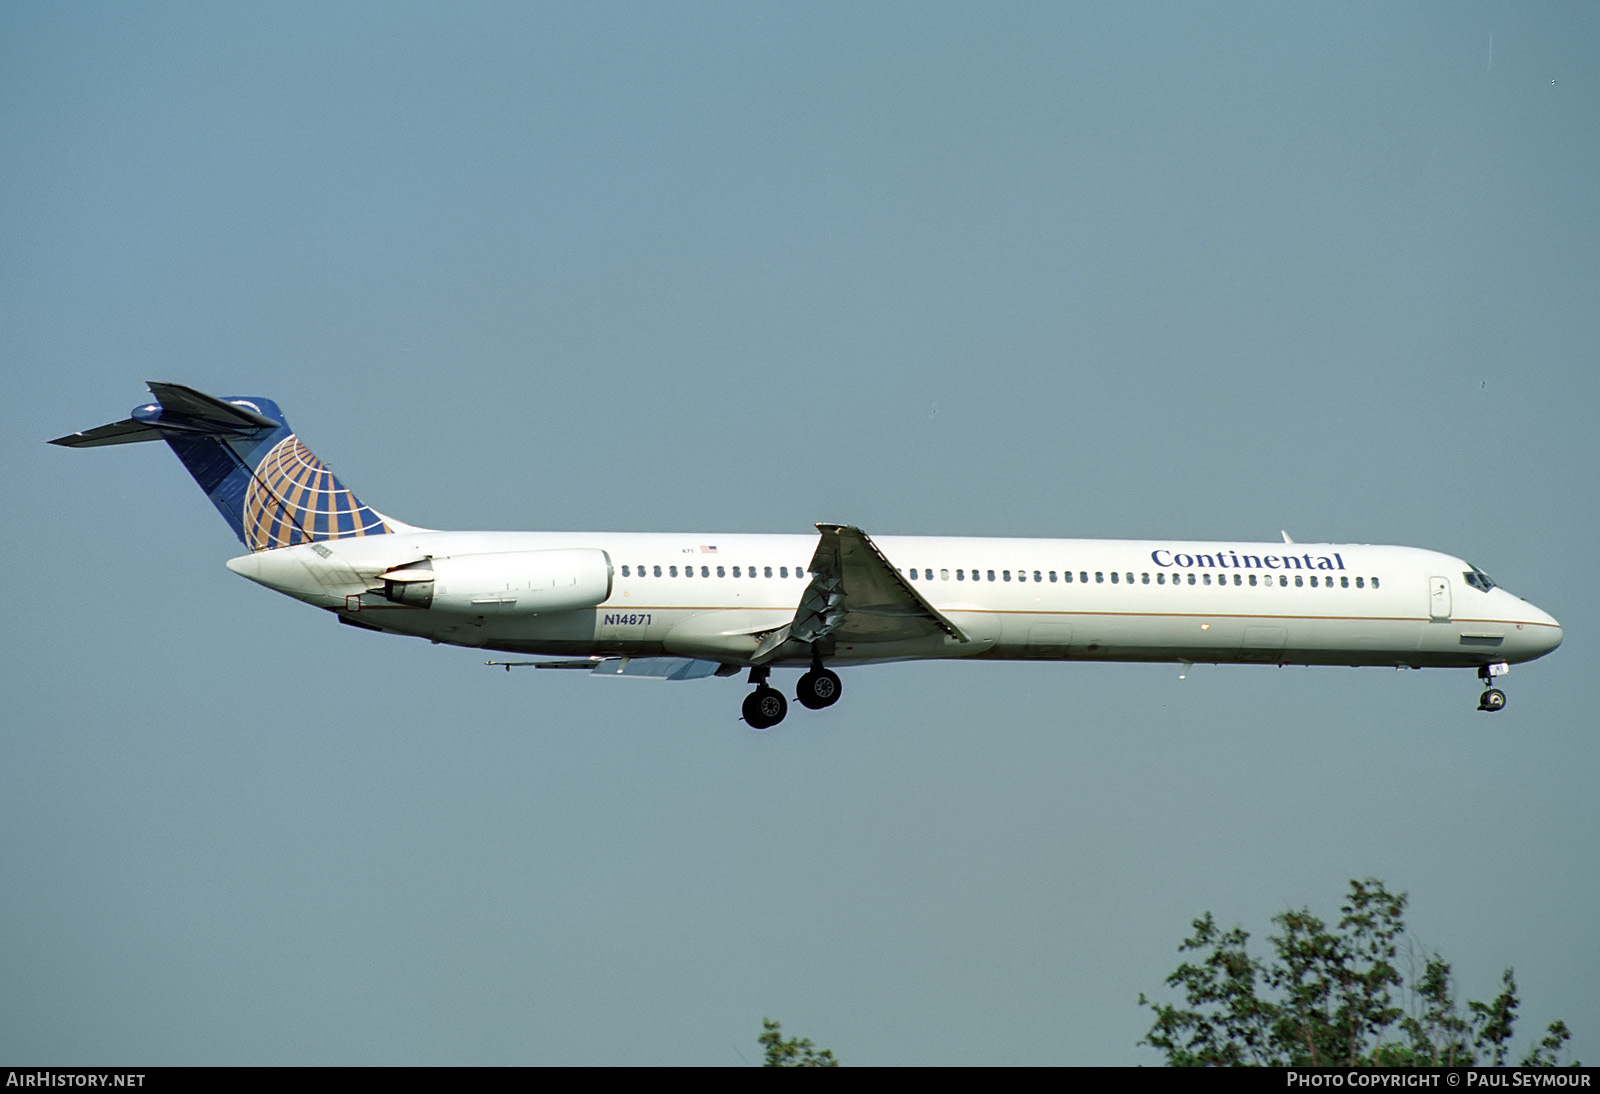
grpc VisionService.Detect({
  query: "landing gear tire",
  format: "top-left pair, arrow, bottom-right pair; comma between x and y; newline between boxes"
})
1478,688 -> 1507,713
796,668 -> 842,710
743,686 -> 788,730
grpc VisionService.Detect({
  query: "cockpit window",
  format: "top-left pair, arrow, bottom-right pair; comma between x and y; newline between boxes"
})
1463,565 -> 1497,593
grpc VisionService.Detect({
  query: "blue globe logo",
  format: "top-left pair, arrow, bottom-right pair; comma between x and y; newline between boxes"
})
243,435 -> 389,551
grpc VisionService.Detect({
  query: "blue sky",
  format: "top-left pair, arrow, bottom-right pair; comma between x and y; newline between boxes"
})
4,1 -> 1596,1065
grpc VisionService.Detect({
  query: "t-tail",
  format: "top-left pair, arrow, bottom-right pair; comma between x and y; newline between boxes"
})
50,382 -> 399,552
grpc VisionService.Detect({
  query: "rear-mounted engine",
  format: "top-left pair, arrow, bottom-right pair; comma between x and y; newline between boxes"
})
377,549 -> 612,615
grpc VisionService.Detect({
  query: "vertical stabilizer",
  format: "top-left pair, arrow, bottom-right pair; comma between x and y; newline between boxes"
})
51,382 -> 395,552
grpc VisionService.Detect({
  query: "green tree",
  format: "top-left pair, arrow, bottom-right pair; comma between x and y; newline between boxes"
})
759,1018 -> 839,1067
1139,879 -> 1577,1067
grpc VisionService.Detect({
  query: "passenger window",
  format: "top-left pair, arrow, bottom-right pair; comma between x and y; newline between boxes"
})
987,570 -> 996,582
1356,576 -> 1364,588
1096,572 -> 1104,583
956,569 -> 964,581
1080,572 -> 1089,584
1248,574 -> 1257,586
1372,577 -> 1380,589
780,567 -> 789,578
1141,573 -> 1149,584
1202,573 -> 1210,586
1064,571 -> 1073,583
1340,576 -> 1348,588
716,566 -> 725,578
621,565 -> 630,577
1111,572 -> 1119,584
1294,575 -> 1303,587
653,565 -> 662,577
1157,573 -> 1165,585
1049,571 -> 1057,583
764,566 -> 773,578
670,565 -> 679,577
941,569 -> 949,581
1187,574 -> 1196,585
1003,570 -> 1012,582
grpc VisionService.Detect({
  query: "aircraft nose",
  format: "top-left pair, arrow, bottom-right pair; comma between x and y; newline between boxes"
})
1521,603 -> 1562,659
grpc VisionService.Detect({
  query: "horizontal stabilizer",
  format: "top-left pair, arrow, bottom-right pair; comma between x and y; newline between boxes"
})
51,382 -> 396,552
49,419 -> 165,447
144,382 -> 282,432
50,381 -> 282,447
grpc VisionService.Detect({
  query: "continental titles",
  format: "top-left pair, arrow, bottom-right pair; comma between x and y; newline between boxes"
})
1151,549 -> 1346,572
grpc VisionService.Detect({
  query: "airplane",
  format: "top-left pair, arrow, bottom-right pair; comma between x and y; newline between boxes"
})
51,382 -> 1562,728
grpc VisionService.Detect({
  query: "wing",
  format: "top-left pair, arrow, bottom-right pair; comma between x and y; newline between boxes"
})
751,523 -> 968,664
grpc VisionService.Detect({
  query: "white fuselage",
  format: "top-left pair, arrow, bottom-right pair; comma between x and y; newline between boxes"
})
226,530 -> 1563,671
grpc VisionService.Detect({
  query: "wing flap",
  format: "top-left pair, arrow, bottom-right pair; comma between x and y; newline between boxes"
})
486,656 -> 724,680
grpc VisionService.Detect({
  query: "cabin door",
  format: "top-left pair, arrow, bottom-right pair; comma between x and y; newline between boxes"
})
1428,576 -> 1452,621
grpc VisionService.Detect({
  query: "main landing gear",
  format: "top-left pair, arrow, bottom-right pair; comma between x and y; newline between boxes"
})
742,680 -> 788,730
797,664 -> 842,710
1477,663 -> 1509,712
741,657 -> 844,729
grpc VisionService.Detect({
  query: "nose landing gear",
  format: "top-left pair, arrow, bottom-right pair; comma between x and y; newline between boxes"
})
1477,663 -> 1510,712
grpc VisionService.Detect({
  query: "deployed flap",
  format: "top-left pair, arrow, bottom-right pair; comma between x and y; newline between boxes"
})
486,655 -> 723,680
752,523 -> 968,664
593,656 -> 723,680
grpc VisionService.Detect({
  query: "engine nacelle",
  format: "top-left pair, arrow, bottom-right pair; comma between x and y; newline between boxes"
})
378,549 -> 612,615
